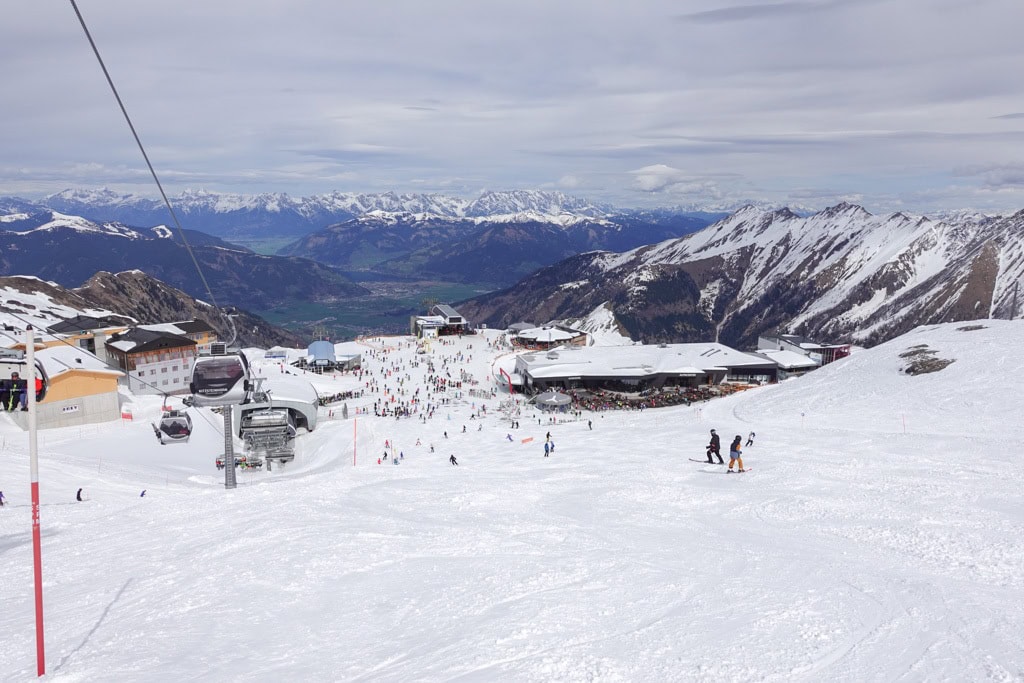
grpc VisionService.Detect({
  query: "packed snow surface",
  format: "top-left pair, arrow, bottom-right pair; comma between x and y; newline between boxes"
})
1,322 -> 1023,681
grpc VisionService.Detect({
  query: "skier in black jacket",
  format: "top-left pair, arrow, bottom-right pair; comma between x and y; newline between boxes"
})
706,429 -> 724,464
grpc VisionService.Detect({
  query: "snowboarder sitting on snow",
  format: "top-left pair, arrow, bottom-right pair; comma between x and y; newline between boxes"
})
706,429 -> 724,464
746,431 -> 755,447
449,454 -> 458,466
728,435 -> 745,473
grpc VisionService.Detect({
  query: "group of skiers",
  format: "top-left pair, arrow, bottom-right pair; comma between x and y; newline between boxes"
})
705,429 -> 754,472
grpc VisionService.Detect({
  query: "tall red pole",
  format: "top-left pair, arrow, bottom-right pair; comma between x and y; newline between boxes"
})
27,326 -> 45,676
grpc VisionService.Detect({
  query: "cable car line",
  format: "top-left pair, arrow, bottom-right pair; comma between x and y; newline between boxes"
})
67,0 -> 236,345
64,1 -> 271,487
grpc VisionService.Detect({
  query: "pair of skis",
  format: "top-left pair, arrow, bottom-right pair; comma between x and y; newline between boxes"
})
687,458 -> 752,473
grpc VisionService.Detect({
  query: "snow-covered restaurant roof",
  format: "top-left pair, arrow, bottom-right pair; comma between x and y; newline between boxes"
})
517,342 -> 773,381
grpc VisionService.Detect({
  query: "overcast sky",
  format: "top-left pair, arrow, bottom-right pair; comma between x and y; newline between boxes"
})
3,0 -> 1024,212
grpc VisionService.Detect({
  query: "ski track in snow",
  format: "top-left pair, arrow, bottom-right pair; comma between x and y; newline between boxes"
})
1,324 -> 1023,681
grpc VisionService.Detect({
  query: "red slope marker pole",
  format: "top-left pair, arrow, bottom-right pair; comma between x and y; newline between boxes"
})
27,326 -> 45,676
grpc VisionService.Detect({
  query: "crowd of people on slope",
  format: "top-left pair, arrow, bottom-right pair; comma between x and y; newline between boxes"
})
566,385 -> 714,412
317,389 -> 363,406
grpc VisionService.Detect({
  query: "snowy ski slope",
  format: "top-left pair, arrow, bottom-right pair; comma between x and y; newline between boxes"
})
1,323 -> 1022,681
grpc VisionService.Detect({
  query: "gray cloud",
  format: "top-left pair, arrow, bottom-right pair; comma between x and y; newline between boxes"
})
952,163 -> 1024,189
675,0 -> 872,24
1,0 -> 1023,212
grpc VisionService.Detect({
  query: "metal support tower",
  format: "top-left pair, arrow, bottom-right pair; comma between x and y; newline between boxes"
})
223,409 -> 236,489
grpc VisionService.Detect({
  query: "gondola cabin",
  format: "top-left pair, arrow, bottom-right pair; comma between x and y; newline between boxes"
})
0,358 -> 49,411
154,409 -> 192,444
189,353 -> 251,407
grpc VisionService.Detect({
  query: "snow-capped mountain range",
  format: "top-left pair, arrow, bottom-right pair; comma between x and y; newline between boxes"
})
456,202 -> 1024,347
16,188 -> 622,239
4,190 -> 1022,349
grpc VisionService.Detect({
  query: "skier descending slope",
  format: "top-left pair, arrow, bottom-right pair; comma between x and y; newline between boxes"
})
727,435 -> 745,473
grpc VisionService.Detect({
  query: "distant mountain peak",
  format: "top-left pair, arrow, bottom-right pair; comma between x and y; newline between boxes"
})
815,202 -> 872,219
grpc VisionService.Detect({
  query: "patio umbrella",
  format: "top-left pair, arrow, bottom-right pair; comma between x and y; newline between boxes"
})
534,390 -> 572,406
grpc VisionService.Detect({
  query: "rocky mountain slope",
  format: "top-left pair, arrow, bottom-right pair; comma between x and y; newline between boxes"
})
74,271 -> 305,348
456,203 -> 1024,348
0,272 -> 303,348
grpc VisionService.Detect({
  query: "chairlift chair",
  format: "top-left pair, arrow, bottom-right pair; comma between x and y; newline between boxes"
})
0,358 -> 49,411
189,352 -> 251,408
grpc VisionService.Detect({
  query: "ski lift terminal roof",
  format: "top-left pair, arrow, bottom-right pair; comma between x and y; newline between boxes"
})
430,304 -> 466,326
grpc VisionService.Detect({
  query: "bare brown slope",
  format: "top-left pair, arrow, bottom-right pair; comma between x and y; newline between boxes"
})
75,271 -> 304,348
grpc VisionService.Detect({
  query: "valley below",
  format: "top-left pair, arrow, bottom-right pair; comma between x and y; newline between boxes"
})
255,279 -> 491,340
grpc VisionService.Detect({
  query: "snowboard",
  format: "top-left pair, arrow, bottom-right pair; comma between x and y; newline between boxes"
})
689,458 -> 724,464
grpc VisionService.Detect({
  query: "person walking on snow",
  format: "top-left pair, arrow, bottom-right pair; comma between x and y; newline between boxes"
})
544,441 -> 550,457
706,429 -> 724,464
0,490 -> 5,507
449,454 -> 458,466
728,435 -> 745,473
746,431 -> 756,447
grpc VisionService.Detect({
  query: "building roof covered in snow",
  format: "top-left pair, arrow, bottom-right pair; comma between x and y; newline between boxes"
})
46,314 -> 127,335
517,342 -> 775,381
106,328 -> 196,355
753,349 -> 819,370
36,345 -> 123,378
